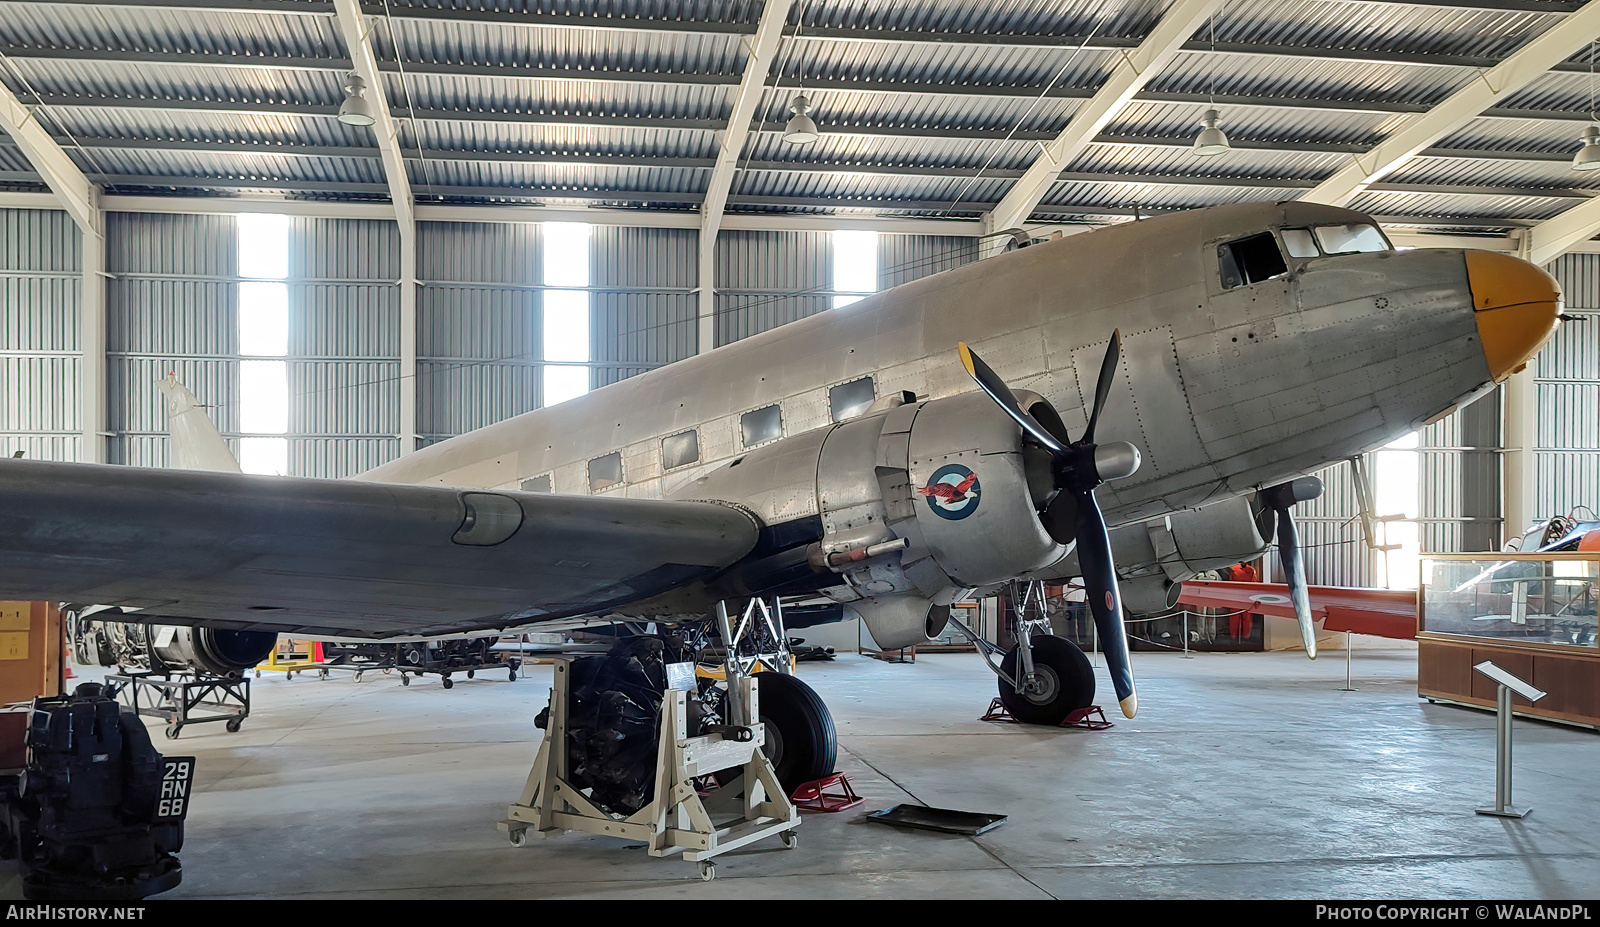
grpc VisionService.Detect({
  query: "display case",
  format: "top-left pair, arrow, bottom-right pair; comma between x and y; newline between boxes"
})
1417,553 -> 1600,729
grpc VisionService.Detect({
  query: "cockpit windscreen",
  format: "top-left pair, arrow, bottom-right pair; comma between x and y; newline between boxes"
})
1313,223 -> 1389,255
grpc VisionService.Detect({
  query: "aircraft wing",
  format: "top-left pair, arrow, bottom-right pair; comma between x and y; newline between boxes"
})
0,458 -> 760,639
1176,580 -> 1417,640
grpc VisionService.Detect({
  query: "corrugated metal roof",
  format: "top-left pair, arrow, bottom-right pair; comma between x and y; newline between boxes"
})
0,0 -> 1594,233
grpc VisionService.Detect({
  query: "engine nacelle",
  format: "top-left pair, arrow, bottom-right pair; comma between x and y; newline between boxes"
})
69,611 -> 277,677
1047,494 -> 1276,614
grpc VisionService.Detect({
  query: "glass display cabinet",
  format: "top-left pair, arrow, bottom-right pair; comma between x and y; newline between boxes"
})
1418,553 -> 1599,729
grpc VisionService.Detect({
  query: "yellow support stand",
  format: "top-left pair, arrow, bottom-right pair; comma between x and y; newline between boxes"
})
254,639 -> 323,678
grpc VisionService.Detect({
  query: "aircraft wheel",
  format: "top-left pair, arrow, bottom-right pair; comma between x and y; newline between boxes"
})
998,635 -> 1095,725
752,673 -> 836,794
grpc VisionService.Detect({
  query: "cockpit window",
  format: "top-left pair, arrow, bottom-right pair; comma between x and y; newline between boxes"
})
1314,223 -> 1389,255
1281,228 -> 1319,258
1218,232 -> 1288,289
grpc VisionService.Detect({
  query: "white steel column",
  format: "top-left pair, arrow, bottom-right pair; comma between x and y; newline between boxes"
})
80,219 -> 105,463
400,223 -> 417,454
1501,369 -> 1537,547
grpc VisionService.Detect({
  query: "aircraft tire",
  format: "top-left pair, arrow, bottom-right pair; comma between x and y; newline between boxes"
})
998,635 -> 1095,725
753,672 -> 837,794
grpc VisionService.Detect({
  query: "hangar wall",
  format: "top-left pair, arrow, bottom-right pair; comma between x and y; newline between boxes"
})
0,207 -> 79,463
1540,254 -> 1600,519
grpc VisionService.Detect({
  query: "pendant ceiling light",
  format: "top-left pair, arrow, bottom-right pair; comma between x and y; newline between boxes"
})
337,73 -> 376,127
783,93 -> 820,145
1192,10 -> 1230,157
1193,108 -> 1231,157
1575,42 -> 1600,171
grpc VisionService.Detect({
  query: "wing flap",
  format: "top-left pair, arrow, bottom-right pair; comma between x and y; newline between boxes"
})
0,458 -> 759,638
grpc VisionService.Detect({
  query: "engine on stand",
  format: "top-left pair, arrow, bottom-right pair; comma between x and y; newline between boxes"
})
65,610 -> 274,738
0,683 -> 193,900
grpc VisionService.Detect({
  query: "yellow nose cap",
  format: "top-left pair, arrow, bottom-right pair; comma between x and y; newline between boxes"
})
1466,250 -> 1561,382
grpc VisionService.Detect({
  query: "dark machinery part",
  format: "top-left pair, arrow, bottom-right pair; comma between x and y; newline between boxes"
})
67,612 -> 276,678
0,683 -> 188,900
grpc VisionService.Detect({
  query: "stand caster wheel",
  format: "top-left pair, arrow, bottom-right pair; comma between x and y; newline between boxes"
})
225,718 -> 242,733
401,674 -> 411,686
698,861 -> 715,882
508,829 -> 528,848
508,670 -> 517,682
442,677 -> 454,689
383,667 -> 392,675
165,725 -> 181,740
467,669 -> 475,679
319,668 -> 329,680
781,831 -> 798,849
354,671 -> 364,683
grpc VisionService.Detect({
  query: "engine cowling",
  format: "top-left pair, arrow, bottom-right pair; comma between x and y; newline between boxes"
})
69,611 -> 277,677
1046,494 -> 1276,614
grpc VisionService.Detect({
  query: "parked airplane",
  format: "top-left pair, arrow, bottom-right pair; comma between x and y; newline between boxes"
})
0,201 -> 1561,785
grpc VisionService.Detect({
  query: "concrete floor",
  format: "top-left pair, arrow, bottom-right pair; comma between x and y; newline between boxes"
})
4,646 -> 1597,900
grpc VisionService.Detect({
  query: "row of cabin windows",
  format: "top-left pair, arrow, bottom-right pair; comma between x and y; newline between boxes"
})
518,375 -> 879,494
1217,223 -> 1389,290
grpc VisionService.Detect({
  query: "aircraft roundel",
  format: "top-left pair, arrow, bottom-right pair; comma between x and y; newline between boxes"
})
918,464 -> 981,520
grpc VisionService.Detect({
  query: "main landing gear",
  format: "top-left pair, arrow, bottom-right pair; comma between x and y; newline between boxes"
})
944,579 -> 1098,726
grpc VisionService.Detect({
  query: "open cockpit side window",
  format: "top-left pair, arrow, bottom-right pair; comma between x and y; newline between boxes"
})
1218,232 -> 1288,289
1314,223 -> 1390,255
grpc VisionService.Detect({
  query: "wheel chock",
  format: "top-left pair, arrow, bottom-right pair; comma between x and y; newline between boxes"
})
790,773 -> 863,813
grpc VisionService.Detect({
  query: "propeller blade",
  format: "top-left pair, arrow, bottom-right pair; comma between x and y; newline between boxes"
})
1274,505 -> 1318,660
1081,330 -> 1121,445
959,342 -> 1070,456
1073,488 -> 1137,718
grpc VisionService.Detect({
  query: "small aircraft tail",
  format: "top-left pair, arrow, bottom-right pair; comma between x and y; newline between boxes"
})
156,373 -> 242,473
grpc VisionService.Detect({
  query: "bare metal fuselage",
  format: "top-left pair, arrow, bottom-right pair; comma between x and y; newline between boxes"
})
365,202 -> 1494,530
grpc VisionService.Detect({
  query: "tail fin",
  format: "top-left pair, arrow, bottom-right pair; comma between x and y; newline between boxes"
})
157,373 -> 242,472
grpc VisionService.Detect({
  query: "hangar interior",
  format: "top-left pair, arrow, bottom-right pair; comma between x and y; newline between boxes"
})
1,0 -> 1599,901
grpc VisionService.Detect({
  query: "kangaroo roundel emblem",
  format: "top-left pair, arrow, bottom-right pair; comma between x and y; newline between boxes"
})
918,464 -> 981,520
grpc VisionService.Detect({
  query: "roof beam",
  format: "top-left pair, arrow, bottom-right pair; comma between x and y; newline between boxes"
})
986,0 -> 1227,236
0,81 -> 97,234
1302,0 -> 1600,207
698,0 -> 793,356
1526,196 -> 1600,264
330,0 -> 411,230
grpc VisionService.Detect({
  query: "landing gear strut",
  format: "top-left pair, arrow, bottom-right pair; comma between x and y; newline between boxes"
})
945,579 -> 1097,725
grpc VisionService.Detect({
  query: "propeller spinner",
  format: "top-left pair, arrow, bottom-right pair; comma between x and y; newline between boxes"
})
958,334 -> 1142,718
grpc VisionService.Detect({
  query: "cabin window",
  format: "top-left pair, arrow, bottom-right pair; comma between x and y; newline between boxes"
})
1218,232 -> 1288,289
1281,228 -> 1319,258
1315,223 -> 1389,255
588,452 -> 623,492
741,404 -> 783,447
662,430 -> 699,470
829,377 -> 876,422
520,475 -> 551,493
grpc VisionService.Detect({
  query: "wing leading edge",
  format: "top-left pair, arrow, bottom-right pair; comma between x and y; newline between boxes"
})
0,458 -> 760,639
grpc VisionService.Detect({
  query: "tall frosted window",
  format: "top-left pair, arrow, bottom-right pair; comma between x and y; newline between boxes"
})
1374,432 -> 1421,589
832,230 -> 878,308
237,214 -> 290,476
542,222 -> 591,406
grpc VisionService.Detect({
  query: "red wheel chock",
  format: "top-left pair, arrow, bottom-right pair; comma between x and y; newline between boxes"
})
790,773 -> 864,813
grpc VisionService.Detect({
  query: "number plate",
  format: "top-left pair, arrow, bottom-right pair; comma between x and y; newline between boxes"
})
155,756 -> 196,822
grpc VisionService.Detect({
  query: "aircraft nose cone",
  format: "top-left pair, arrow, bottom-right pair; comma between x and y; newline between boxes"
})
1466,250 -> 1561,382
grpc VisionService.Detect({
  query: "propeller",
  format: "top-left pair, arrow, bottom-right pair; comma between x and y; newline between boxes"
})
958,333 -> 1143,718
1258,476 -> 1325,660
